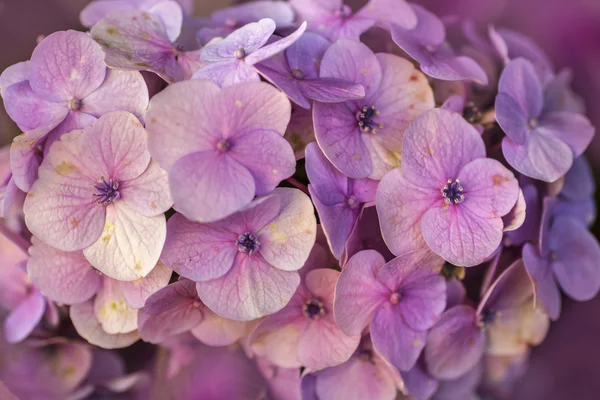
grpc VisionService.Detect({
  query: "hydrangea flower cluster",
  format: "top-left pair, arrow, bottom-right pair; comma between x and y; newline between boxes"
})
0,0 -> 598,399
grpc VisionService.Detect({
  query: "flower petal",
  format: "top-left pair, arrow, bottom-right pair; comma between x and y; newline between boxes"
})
3,290 -> 46,343
191,309 -> 248,346
27,239 -> 101,305
258,188 -> 317,271
94,277 -> 138,334
421,205 -> 503,267
119,261 -> 173,309
29,30 -> 106,101
522,243 -> 561,320
424,305 -> 485,380
70,300 -> 139,349
371,301 -> 427,371
83,202 -> 167,281
538,111 -> 594,156
196,254 -> 300,321
246,22 -> 308,65
334,250 -> 388,336
119,161 -> 172,217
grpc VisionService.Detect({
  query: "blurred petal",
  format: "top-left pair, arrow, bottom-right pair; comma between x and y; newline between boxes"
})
4,290 -> 45,343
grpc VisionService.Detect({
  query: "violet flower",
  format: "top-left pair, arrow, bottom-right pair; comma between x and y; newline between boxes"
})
256,32 -> 365,109
496,58 -> 595,182
305,142 -> 378,260
146,80 -> 295,222
193,18 -> 307,87
24,112 -> 173,281
377,108 -> 519,266
334,249 -> 446,371
313,39 -> 434,179
1,30 -> 148,192
160,188 -> 317,321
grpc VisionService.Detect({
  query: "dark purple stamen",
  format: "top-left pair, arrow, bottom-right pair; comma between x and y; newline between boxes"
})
216,138 -> 232,153
236,232 -> 260,255
303,299 -> 325,320
94,177 -> 120,206
356,105 -> 383,134
478,310 -> 496,328
442,178 -> 465,204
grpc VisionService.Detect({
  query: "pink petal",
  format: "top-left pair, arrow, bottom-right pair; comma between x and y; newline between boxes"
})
333,250 -> 388,336
503,188 -> 527,232
137,279 -> 204,343
424,305 -> 485,380
83,202 -> 167,281
148,0 -> 184,42
371,301 -> 427,371
257,188 -> 317,272
146,80 -> 221,170
192,60 -> 260,87
120,161 -> 173,217
27,239 -> 101,305
169,150 -> 255,222
376,168 -> 439,256
246,22 -> 308,65
502,132 -> 573,183
401,109 -> 485,189
29,30 -> 106,101
196,253 -> 300,321
0,60 -> 29,91
2,81 -> 68,131
94,277 -> 138,334
458,158 -> 519,219
421,205 -> 503,267
3,290 -> 46,343
160,213 -> 238,281
70,300 -> 140,349
191,309 -> 248,346
79,111 -> 151,182
228,129 -> 296,195
119,261 -> 173,309
81,70 -> 149,122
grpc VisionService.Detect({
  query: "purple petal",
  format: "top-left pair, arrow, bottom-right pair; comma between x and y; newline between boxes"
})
257,65 -> 311,109
191,309 -> 247,346
10,129 -> 47,192
148,1 -> 184,42
201,19 -> 276,63
196,254 -> 300,321
70,300 -> 139,349
503,188 -> 527,232
138,279 -> 204,343
79,0 -> 138,27
550,216 -> 600,302
522,243 -> 561,320
300,78 -> 365,104
2,81 -> 68,132
0,61 -> 29,91
376,250 -> 446,331
505,184 -> 540,246
305,142 -> 347,205
371,301 -> 427,371
257,188 -> 317,272
192,60 -> 260,87
160,212 -> 238,281
441,94 -> 466,113
421,206 -> 504,267
310,189 -> 357,260
333,250 -> 388,336
227,129 -> 296,195
27,239 -> 101,305
170,151 -> 255,222
247,22 -> 308,65
538,111 -> 594,156
401,109 -> 486,189
119,161 -> 173,217
4,290 -> 46,343
355,0 -> 417,31
90,10 -> 181,83
424,305 -> 485,380
80,69 -> 149,122
119,261 -> 173,309
502,132 -> 573,183
376,169 -> 439,256
479,259 -> 536,314
400,360 -> 439,400
561,156 -> 595,202
458,157 -> 520,219
29,30 -> 106,101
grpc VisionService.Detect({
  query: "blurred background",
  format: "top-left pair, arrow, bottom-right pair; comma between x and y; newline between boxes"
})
1,0 -> 599,398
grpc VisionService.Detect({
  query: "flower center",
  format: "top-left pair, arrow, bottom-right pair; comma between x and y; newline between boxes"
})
463,101 -> 482,124
345,195 -> 359,209
236,232 -> 260,255
234,48 -> 246,60
303,299 -> 325,320
292,68 -> 305,80
94,177 -> 120,206
356,105 -> 384,134
478,310 -> 496,328
216,138 -> 232,153
334,5 -> 353,18
527,118 -> 539,130
442,179 -> 465,204
68,98 -> 81,110
389,292 -> 401,304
